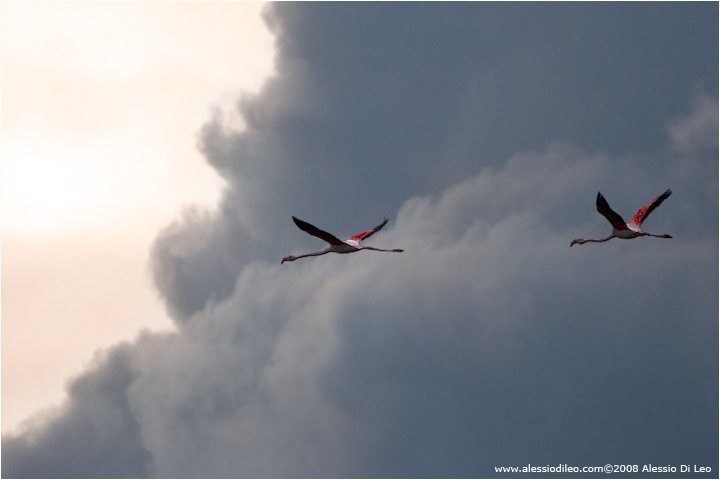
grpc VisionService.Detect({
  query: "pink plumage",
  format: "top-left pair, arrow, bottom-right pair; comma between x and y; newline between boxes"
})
571,189 -> 672,246
282,217 -> 404,263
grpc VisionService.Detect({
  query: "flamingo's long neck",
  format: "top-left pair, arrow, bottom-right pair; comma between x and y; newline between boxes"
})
299,249 -> 331,259
571,234 -> 616,246
284,249 -> 331,262
586,237 -> 614,243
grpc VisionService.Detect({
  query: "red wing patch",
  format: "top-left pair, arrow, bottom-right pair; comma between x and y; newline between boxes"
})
629,189 -> 672,228
349,218 -> 389,243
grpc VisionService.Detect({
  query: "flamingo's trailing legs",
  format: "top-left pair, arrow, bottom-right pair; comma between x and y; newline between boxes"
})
282,217 -> 404,263
570,189 -> 672,246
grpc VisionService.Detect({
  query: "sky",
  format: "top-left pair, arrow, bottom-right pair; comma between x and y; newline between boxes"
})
2,2 -> 718,478
2,1 -> 273,433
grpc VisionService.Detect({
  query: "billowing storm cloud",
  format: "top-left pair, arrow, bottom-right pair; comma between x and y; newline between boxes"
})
3,3 -> 717,478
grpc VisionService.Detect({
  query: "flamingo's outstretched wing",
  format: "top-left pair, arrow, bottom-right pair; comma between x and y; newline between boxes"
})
292,217 -> 344,245
629,189 -> 672,228
596,192 -> 628,230
349,218 -> 388,243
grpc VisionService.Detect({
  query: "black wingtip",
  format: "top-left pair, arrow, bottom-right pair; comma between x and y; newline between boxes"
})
595,192 -> 606,206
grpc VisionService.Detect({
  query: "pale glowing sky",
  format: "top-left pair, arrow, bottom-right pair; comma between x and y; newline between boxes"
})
1,1 -> 275,433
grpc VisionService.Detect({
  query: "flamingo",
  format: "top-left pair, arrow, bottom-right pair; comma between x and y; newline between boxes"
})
570,189 -> 672,246
282,217 -> 404,263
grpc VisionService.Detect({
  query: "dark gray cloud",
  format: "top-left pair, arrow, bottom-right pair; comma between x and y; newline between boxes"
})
2,344 -> 152,478
151,2 -> 718,325
3,3 -> 717,478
